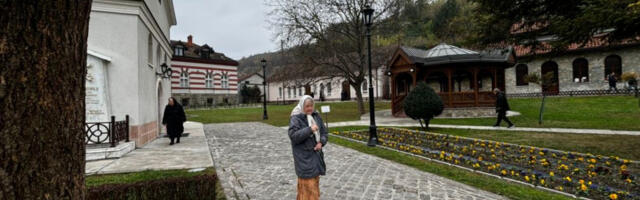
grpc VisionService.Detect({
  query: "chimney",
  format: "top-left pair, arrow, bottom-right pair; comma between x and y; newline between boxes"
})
187,35 -> 193,46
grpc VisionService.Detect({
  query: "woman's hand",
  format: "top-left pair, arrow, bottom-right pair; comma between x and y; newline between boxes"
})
311,124 -> 319,132
313,142 -> 322,151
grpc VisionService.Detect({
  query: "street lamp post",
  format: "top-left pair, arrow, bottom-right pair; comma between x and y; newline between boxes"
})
261,59 -> 268,120
362,5 -> 377,147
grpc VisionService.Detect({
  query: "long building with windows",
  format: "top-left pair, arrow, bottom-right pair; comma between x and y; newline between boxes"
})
170,35 -> 239,107
507,37 -> 640,94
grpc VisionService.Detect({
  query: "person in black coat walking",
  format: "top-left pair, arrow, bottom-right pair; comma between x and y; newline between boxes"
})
608,72 -> 618,92
493,88 -> 514,128
162,97 -> 186,145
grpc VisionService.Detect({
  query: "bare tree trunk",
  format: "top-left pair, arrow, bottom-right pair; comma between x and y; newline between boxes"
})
352,82 -> 365,114
0,1 -> 92,199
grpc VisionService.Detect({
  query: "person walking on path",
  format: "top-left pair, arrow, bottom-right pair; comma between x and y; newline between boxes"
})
162,97 -> 186,145
608,72 -> 618,93
288,95 -> 328,200
493,88 -> 514,128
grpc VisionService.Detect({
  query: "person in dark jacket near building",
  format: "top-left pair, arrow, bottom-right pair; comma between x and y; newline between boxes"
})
288,95 -> 328,200
493,88 -> 514,128
162,97 -> 186,145
608,72 -> 618,92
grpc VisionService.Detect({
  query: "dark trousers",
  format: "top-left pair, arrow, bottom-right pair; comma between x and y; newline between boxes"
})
169,133 -> 181,143
609,84 -> 618,92
495,111 -> 513,126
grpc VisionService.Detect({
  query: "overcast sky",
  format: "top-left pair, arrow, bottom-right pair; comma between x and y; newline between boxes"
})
170,0 -> 277,60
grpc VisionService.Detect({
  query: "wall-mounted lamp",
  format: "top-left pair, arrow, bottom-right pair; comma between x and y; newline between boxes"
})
409,68 -> 415,73
156,63 -> 172,79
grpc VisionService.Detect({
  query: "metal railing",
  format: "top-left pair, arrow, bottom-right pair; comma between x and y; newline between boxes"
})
508,89 -> 639,98
85,115 -> 130,147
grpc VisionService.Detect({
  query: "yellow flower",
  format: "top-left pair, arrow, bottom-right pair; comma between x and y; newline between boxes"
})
580,184 -> 587,191
511,171 -> 515,176
549,171 -> 555,177
501,170 -> 507,176
610,193 -> 618,200
539,151 -> 545,156
540,179 -> 545,185
620,165 -> 628,171
565,176 -> 572,182
478,156 -> 483,161
626,179 -> 632,184
589,158 -> 597,163
579,180 -> 584,185
525,176 -> 530,182
588,181 -> 592,185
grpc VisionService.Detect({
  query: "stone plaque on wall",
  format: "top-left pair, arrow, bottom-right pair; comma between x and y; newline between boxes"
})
85,55 -> 111,122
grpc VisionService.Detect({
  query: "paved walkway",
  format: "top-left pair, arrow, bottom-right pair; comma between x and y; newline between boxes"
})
85,121 -> 213,174
299,110 -> 640,136
205,122 -> 505,200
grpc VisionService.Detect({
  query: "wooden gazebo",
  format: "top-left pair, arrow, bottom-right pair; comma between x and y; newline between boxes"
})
388,44 -> 516,117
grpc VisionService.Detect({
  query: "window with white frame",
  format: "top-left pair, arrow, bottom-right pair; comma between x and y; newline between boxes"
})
174,46 -> 184,56
221,74 -> 229,88
205,73 -> 213,88
180,71 -> 189,87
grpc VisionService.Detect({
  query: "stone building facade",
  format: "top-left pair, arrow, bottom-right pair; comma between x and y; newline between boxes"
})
506,43 -> 640,94
170,35 -> 239,107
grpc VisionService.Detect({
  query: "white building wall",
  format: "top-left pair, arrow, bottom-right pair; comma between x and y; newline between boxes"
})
267,67 -> 386,102
87,0 -> 175,147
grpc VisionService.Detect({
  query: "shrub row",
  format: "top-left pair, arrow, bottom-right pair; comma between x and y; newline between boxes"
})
87,174 -> 218,200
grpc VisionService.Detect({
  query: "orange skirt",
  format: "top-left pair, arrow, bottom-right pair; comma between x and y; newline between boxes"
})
297,176 -> 320,200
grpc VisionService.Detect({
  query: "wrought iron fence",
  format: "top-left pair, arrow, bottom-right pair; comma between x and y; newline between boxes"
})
85,115 -> 130,147
508,89 -> 640,98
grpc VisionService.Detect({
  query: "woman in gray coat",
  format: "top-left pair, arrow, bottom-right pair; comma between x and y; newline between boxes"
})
288,95 -> 328,200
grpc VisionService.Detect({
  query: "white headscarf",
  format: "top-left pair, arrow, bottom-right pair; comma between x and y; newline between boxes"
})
291,95 -> 320,142
290,95 -> 314,116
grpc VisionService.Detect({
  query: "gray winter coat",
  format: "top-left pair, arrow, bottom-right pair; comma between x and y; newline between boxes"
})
288,112 -> 328,178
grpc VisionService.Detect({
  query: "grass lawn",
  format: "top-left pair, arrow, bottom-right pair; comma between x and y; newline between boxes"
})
329,135 -> 572,200
86,168 -> 226,199
186,101 -> 390,126
431,96 -> 640,131
329,126 -> 640,160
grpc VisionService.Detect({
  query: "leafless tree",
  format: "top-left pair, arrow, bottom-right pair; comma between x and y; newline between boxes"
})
268,0 -> 399,114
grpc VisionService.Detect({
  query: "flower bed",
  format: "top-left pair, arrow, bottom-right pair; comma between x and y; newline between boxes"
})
332,128 -> 639,200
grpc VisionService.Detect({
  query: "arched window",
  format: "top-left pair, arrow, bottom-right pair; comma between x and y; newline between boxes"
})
205,73 -> 213,88
180,71 -> 189,88
156,46 -> 162,67
327,82 -> 332,96
221,74 -> 229,88
604,55 -> 622,79
147,34 -> 153,65
572,58 -> 589,82
515,64 -> 528,86
362,79 -> 368,93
